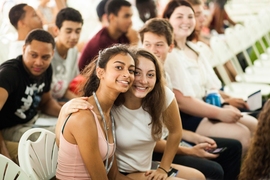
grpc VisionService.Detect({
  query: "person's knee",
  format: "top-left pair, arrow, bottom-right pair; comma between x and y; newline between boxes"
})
237,127 -> 251,153
192,169 -> 206,180
172,164 -> 206,180
247,115 -> 258,134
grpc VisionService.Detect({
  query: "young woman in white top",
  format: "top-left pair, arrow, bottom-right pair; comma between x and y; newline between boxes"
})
111,49 -> 204,180
162,0 -> 257,153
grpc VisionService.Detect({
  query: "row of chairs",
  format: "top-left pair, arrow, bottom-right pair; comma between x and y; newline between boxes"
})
0,128 -> 58,180
225,7 -> 270,83
197,7 -> 270,100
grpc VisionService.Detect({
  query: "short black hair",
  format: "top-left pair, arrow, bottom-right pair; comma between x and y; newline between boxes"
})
105,0 -> 131,16
25,29 -> 55,49
55,7 -> 83,29
96,0 -> 108,22
9,3 -> 27,29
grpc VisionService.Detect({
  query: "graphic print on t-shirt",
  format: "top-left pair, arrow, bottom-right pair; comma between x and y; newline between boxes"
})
15,83 -> 45,119
51,64 -> 68,99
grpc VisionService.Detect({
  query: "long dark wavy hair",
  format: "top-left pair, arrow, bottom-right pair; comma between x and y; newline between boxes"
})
239,99 -> 270,180
162,0 -> 196,42
79,44 -> 136,97
115,49 -> 166,140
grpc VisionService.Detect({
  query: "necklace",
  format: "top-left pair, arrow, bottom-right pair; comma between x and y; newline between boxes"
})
93,92 -> 110,130
93,92 -> 116,173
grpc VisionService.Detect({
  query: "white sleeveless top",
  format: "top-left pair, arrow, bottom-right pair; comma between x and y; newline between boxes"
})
112,87 -> 174,173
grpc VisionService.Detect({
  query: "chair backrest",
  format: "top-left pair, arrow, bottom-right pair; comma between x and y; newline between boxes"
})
244,15 -> 267,51
0,154 -> 29,180
210,36 -> 246,83
224,27 -> 244,55
257,9 -> 270,35
234,24 -> 254,49
231,24 -> 257,67
257,9 -> 270,45
18,128 -> 58,180
210,36 -> 236,65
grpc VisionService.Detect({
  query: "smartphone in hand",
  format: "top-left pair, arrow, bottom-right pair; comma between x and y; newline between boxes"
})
206,147 -> 227,154
168,168 -> 178,177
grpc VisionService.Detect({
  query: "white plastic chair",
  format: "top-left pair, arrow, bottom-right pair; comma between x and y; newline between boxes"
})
18,128 -> 58,180
224,26 -> 270,84
252,10 -> 270,66
0,154 -> 29,180
257,9 -> 270,48
227,25 -> 270,75
209,36 -> 270,99
243,15 -> 270,66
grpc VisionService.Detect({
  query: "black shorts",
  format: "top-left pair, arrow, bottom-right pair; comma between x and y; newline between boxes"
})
120,172 -> 130,176
180,111 -> 204,132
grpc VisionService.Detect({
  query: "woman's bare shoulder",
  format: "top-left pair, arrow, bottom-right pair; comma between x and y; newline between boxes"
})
67,109 -> 97,127
56,109 -> 97,134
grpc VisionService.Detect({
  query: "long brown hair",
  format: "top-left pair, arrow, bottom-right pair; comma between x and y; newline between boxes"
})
239,99 -> 270,180
116,49 -> 166,140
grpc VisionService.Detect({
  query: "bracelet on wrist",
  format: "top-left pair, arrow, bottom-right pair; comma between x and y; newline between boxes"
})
158,166 -> 169,175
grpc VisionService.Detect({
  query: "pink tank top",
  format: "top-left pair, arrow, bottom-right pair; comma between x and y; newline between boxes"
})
56,110 -> 115,179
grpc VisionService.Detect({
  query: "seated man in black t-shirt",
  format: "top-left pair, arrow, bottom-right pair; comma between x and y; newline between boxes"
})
0,29 -> 62,162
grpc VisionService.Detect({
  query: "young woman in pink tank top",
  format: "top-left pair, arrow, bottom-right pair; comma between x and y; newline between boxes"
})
60,49 -> 204,180
55,44 -> 137,180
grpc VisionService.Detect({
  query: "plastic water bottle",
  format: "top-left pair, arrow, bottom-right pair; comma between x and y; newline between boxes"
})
205,90 -> 221,107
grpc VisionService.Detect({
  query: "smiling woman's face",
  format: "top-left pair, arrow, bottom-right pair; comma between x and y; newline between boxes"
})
128,56 -> 156,99
98,53 -> 135,93
168,6 -> 196,39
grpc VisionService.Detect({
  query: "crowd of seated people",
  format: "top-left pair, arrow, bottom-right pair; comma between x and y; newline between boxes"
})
0,0 -> 269,179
